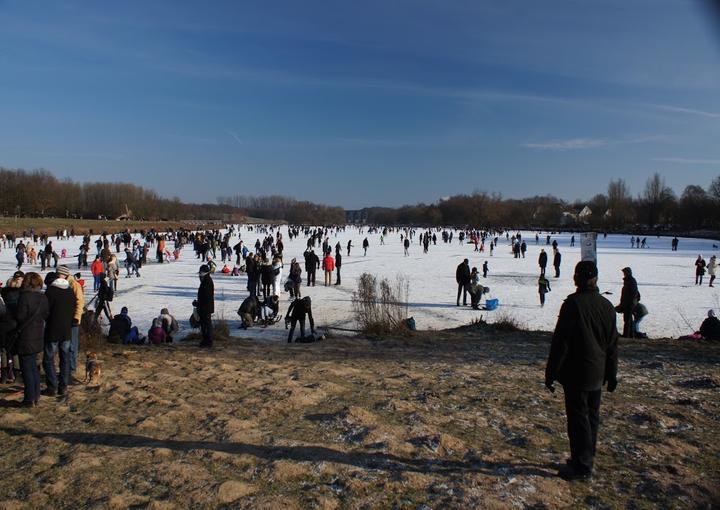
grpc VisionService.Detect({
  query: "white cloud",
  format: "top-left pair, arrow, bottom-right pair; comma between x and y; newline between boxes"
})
227,131 -> 243,145
522,138 -> 609,151
653,157 -> 720,165
523,135 -> 671,151
645,103 -> 720,119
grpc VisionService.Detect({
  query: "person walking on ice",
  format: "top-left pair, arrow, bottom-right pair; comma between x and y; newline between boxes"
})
538,274 -> 551,307
695,255 -> 706,286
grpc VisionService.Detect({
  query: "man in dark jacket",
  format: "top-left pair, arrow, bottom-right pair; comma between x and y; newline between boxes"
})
616,267 -> 639,338
286,296 -> 315,343
334,248 -> 342,285
545,261 -> 618,481
538,249 -> 548,276
14,273 -> 49,406
553,250 -> 562,278
43,266 -> 77,397
195,264 -> 214,348
238,295 -> 260,328
304,249 -> 319,287
699,309 -> 720,340
456,259 -> 471,306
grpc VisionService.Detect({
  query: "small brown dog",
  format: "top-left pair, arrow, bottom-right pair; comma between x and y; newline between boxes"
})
84,351 -> 102,386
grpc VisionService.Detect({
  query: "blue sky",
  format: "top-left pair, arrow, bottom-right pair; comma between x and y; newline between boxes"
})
0,0 -> 719,209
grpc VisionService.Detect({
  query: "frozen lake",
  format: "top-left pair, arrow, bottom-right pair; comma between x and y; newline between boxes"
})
2,227 -> 718,341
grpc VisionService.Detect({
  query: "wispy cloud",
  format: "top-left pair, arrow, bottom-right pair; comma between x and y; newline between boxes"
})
523,138 -> 609,151
653,157 -> 720,165
645,103 -> 720,119
227,131 -> 243,145
523,135 -> 671,151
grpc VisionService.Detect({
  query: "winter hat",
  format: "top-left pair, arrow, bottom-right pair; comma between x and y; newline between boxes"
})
57,265 -> 71,277
121,306 -> 128,314
199,264 -> 210,276
622,267 -> 632,275
12,270 -> 24,279
574,261 -> 598,281
160,308 -> 169,315
709,310 -> 716,318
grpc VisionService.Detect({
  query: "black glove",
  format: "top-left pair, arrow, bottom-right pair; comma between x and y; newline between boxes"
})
606,378 -> 618,393
71,319 -> 79,326
545,378 -> 555,393
192,300 -> 198,307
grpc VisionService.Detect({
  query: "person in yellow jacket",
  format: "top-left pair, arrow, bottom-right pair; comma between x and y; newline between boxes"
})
62,266 -> 85,382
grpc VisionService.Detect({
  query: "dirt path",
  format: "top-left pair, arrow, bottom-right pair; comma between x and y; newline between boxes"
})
1,330 -> 718,509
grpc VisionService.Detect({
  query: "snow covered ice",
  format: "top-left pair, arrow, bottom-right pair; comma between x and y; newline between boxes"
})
2,227 -> 718,341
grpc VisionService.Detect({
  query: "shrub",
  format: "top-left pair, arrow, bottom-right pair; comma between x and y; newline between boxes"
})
491,312 -> 522,332
80,309 -> 104,350
352,273 -> 411,336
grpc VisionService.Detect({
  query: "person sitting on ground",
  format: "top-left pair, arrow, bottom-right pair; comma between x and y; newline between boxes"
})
221,264 -> 231,274
260,295 -> 280,325
108,306 -> 142,344
238,294 -> 261,329
147,318 -> 167,344
633,300 -> 649,339
699,309 -> 720,340
468,267 -> 484,310
159,307 -> 179,342
286,296 -> 315,343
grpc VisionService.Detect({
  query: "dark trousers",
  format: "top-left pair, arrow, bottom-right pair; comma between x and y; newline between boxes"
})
335,266 -> 341,285
539,292 -> 546,306
554,266 -> 560,278
247,279 -> 257,297
540,266 -> 546,276
20,354 -> 40,404
457,283 -> 468,305
43,340 -> 71,394
563,387 -> 602,473
287,317 -> 306,343
307,270 -> 316,286
199,314 -> 213,346
622,311 -> 635,338
70,325 -> 79,373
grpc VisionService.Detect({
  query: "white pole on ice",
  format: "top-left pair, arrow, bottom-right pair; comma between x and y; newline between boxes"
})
580,232 -> 598,263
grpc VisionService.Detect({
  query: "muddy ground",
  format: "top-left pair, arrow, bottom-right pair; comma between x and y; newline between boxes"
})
1,327 -> 718,509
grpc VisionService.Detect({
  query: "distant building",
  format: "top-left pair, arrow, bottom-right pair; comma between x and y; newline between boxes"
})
345,209 -> 369,224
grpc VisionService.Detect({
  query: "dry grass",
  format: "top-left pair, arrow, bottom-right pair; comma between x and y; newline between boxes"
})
0,217 -> 222,236
0,332 -> 718,508
491,312 -> 523,333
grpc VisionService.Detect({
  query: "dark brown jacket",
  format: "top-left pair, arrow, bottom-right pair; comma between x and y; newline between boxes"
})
546,288 -> 619,391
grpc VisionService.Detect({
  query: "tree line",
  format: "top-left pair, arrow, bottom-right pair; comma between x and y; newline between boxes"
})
217,195 -> 346,224
363,173 -> 720,231
2,167 -> 717,230
0,167 -> 345,224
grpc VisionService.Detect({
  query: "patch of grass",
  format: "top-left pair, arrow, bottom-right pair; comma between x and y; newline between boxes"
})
80,310 -> 104,351
491,312 -> 523,332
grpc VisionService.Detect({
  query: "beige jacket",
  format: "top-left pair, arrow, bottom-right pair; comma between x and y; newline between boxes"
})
68,276 -> 85,324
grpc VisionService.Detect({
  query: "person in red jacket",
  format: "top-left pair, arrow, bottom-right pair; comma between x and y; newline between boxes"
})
90,256 -> 104,291
322,254 -> 335,286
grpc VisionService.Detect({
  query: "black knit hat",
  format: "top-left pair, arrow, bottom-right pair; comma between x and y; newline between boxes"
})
574,261 -> 598,281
